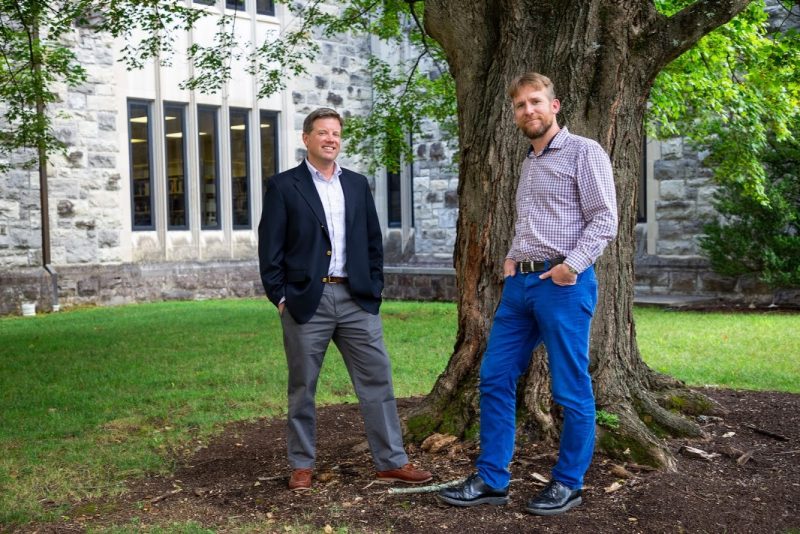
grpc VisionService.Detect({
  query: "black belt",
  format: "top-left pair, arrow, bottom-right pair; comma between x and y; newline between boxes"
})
517,257 -> 565,274
322,276 -> 348,284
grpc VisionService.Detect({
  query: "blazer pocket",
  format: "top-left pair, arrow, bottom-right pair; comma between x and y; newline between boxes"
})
287,269 -> 307,283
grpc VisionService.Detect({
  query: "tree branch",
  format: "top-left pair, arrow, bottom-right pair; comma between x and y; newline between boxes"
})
407,0 -> 446,77
656,0 -> 754,66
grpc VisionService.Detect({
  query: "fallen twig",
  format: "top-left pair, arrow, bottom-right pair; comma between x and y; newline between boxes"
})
151,488 -> 182,503
679,445 -> 720,461
624,462 -> 657,472
387,478 -> 465,495
743,424 -> 789,442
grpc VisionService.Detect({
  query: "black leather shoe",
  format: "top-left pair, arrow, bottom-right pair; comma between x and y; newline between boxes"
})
525,480 -> 582,515
438,473 -> 509,507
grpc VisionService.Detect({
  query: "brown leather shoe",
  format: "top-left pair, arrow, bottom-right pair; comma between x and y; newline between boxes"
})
376,463 -> 433,484
288,468 -> 312,491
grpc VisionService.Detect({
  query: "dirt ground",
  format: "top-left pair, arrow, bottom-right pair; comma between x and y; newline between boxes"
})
20,388 -> 800,533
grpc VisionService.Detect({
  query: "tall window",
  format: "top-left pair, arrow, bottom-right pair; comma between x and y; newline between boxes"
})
256,0 -> 274,15
128,101 -> 154,230
164,104 -> 188,229
230,109 -> 251,229
260,111 -> 278,192
387,169 -> 401,228
226,0 -> 245,10
198,106 -> 220,229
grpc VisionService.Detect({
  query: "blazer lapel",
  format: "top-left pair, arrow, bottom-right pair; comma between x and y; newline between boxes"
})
292,163 -> 327,228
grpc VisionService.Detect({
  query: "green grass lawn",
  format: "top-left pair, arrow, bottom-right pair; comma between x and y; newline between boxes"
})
0,299 -> 797,525
635,307 -> 800,393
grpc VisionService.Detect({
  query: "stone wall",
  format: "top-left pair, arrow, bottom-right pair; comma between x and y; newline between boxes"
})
290,23 -> 373,175
0,28 -> 123,269
0,261 -> 264,316
0,147 -> 41,266
650,138 -> 716,256
384,265 -> 457,301
0,261 -> 457,316
411,116 -> 459,263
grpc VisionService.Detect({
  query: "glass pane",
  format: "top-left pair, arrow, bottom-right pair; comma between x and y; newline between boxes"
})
260,111 -> 278,193
230,109 -> 250,228
129,102 -> 153,229
256,0 -> 274,15
165,105 -> 187,229
387,170 -> 401,227
226,0 -> 245,10
194,0 -> 215,5
198,107 -> 220,229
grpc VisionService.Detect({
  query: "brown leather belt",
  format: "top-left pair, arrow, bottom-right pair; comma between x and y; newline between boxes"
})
322,276 -> 348,284
517,257 -> 565,273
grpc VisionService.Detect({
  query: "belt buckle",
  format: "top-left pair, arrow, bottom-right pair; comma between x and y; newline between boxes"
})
518,261 -> 533,274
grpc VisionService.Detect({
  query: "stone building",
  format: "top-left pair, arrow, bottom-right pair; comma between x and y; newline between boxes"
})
1,0 -> 796,315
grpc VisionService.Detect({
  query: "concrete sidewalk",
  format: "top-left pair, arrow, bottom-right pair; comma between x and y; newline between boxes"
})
633,294 -> 716,308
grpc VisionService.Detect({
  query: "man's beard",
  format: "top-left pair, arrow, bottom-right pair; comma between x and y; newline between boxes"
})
521,117 -> 553,139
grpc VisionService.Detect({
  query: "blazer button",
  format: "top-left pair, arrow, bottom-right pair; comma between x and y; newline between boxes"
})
326,250 -> 332,256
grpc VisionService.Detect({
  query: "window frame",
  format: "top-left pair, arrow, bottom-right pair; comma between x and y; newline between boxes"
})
198,105 -> 222,231
386,169 -> 402,229
256,0 -> 275,16
229,107 -> 252,230
164,102 -> 190,230
127,99 -> 155,231
225,0 -> 245,11
259,109 -> 280,193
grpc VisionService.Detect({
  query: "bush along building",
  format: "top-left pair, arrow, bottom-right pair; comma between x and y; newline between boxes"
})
1,0 -> 797,316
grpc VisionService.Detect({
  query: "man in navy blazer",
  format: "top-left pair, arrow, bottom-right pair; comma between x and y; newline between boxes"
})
258,108 -> 432,491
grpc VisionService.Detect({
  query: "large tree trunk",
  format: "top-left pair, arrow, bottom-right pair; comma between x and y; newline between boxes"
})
407,0 -> 752,467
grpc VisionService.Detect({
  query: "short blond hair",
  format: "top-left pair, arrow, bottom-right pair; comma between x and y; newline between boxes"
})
507,72 -> 556,101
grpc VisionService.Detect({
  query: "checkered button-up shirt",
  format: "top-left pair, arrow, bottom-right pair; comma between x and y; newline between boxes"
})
506,127 -> 618,273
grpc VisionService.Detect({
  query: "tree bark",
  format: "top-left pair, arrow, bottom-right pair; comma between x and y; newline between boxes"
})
408,0 -> 751,467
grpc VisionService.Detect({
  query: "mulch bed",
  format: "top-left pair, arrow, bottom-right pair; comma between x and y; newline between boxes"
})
20,388 -> 800,533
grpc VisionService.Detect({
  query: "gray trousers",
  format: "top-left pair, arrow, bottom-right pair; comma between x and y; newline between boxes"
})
280,282 -> 409,471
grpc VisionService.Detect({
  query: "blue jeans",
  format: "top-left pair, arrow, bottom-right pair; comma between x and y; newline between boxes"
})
476,265 -> 598,490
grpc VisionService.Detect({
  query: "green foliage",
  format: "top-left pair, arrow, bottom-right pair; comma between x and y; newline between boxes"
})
699,114 -> 800,287
0,1 -> 209,172
0,0 -> 89,171
649,1 -> 800,202
595,410 -> 620,430
278,0 -> 458,173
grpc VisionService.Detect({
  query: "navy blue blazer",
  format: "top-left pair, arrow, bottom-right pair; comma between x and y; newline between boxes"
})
258,162 -> 384,324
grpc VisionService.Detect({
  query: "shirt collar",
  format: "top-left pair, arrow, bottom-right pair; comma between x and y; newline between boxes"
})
305,159 -> 342,183
527,126 -> 569,157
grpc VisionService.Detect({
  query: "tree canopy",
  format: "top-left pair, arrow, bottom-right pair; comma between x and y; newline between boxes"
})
3,0 -> 798,185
